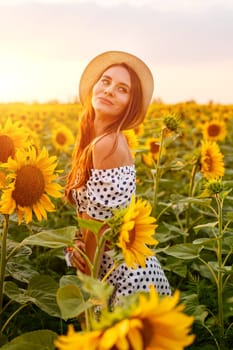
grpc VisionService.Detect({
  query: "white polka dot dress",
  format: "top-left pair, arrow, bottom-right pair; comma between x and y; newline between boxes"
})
73,166 -> 136,220
99,254 -> 171,303
72,165 -> 172,300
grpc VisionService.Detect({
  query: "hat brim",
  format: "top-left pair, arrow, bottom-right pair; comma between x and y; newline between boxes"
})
79,50 -> 154,118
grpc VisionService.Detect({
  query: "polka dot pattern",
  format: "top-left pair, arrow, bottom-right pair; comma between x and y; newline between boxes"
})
99,253 -> 172,301
72,165 -> 136,220
72,165 -> 171,300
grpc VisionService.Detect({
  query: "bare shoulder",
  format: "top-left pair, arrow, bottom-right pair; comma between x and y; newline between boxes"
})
92,132 -> 133,169
93,133 -> 116,152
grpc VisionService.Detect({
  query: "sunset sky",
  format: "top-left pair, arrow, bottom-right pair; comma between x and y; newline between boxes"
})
0,0 -> 232,104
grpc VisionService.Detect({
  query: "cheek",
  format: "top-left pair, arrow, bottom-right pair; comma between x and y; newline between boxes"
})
91,85 -> 100,106
120,95 -> 130,109
92,84 -> 99,96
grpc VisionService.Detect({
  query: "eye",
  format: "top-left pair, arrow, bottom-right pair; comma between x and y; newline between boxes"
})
101,78 -> 110,85
118,86 -> 129,93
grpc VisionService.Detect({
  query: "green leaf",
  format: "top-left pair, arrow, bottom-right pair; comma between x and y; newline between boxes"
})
56,284 -> 92,320
78,217 -> 104,235
59,275 -> 82,288
6,260 -> 39,283
223,235 -> 233,248
27,275 -> 61,317
21,226 -> 77,248
162,222 -> 183,234
164,243 -> 202,259
226,211 -> 233,221
170,195 -> 212,207
193,221 -> 219,233
0,330 -> 57,350
193,238 -> 217,245
4,275 -> 61,317
4,282 -> 30,304
193,237 -> 217,252
6,239 -> 32,257
165,260 -> 187,277
77,271 -> 114,301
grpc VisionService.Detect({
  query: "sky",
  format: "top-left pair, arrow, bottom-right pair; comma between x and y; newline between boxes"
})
0,0 -> 232,104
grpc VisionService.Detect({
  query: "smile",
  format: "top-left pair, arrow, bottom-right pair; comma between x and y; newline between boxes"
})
98,97 -> 114,105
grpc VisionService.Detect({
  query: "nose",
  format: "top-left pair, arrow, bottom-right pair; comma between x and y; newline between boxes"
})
104,85 -> 114,96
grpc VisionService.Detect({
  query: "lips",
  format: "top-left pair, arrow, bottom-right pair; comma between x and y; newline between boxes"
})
98,97 -> 113,105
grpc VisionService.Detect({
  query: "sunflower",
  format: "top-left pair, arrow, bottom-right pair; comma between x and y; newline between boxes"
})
123,129 -> 138,158
0,171 -> 6,189
30,119 -> 44,133
163,113 -> 180,133
55,287 -> 195,350
28,130 -> 41,155
97,288 -> 195,350
51,124 -> 75,153
0,118 -> 30,163
201,119 -> 227,142
142,137 -> 165,167
127,287 -> 195,350
200,140 -> 224,180
134,123 -> 144,137
0,147 -> 63,224
117,196 -> 158,269
54,326 -> 102,350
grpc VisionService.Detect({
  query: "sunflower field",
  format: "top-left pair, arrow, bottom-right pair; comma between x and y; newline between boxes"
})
0,101 -> 233,350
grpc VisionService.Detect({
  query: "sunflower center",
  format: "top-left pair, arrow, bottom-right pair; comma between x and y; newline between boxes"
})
127,226 -> 136,246
207,124 -> 220,137
33,122 -> 41,130
203,152 -> 213,171
56,132 -> 67,145
150,142 -> 160,154
141,319 -> 154,347
0,135 -> 15,163
12,165 -> 45,206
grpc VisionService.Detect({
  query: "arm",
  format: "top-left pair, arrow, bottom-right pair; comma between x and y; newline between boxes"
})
71,211 -> 108,275
72,133 -> 133,274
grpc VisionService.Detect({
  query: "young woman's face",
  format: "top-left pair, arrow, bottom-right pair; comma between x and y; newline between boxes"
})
92,65 -> 131,118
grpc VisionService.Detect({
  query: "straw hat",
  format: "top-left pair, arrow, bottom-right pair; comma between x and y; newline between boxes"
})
79,50 -> 154,118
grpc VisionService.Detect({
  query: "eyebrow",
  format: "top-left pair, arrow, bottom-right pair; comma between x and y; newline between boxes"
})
101,74 -> 131,89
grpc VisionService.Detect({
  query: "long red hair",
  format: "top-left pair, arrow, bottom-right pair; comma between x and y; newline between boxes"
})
64,63 -> 143,204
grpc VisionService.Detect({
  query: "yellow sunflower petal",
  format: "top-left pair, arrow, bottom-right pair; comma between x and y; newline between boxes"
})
200,140 -> 225,180
127,322 -> 144,350
0,146 -> 62,224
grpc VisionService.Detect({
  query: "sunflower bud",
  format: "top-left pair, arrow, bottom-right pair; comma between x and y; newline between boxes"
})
207,179 -> 225,194
163,114 -> 180,132
200,179 -> 225,197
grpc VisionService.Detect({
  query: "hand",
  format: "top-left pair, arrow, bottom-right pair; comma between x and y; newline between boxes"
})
72,239 -> 86,273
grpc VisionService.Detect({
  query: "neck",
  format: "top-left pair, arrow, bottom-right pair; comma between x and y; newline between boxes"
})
93,116 -> 110,137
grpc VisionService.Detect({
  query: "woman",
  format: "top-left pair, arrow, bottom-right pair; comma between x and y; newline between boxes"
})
64,51 -> 171,301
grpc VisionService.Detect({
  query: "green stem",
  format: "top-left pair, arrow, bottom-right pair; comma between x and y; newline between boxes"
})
185,160 -> 199,243
1,299 -> 13,314
215,194 -> 224,339
0,214 -> 9,313
152,127 -> 166,216
0,303 -> 28,335
85,308 -> 92,331
101,263 -> 117,283
74,245 -> 93,274
198,257 -> 218,285
201,322 -> 220,350
92,229 -> 111,278
223,274 -> 231,291
225,321 -> 233,336
156,203 -> 172,221
222,248 -> 233,269
174,212 -> 185,236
